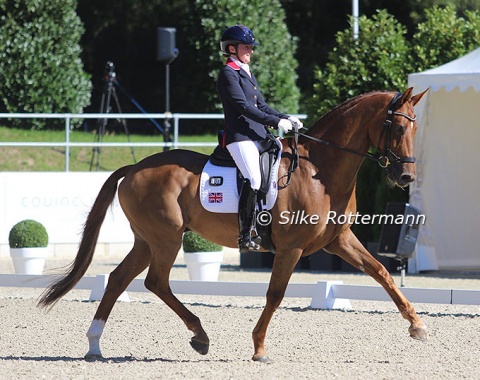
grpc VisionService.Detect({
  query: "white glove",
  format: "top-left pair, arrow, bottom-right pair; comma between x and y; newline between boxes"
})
288,116 -> 303,129
278,118 -> 293,133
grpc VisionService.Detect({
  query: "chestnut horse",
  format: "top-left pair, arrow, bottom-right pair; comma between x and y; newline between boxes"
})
39,87 -> 428,362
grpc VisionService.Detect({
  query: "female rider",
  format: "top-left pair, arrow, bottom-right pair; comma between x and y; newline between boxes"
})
216,25 -> 303,253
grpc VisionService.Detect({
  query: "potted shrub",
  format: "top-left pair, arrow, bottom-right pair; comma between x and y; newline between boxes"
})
9,219 -> 49,274
182,231 -> 223,281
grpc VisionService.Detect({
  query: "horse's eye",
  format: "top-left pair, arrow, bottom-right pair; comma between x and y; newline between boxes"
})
394,125 -> 405,135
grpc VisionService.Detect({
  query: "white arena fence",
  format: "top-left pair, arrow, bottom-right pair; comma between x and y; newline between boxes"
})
0,112 -> 307,172
1,274 -> 479,309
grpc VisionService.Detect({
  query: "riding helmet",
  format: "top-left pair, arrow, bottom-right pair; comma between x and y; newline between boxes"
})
220,25 -> 259,55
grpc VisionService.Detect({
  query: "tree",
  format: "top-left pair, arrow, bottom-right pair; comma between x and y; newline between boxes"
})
0,0 -> 92,129
411,5 -> 480,71
71,1 -> 479,134
306,10 -> 412,243
306,10 -> 411,121
306,5 -> 480,243
189,0 -> 301,114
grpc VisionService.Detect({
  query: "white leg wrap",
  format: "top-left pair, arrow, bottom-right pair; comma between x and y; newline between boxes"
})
86,319 -> 105,357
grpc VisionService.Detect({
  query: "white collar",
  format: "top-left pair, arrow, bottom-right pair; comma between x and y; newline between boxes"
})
230,57 -> 251,77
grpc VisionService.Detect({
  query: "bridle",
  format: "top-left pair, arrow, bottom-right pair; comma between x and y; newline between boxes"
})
283,92 -> 417,186
376,92 -> 417,168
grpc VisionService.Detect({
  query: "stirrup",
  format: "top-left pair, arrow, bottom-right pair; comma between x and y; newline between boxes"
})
238,233 -> 261,253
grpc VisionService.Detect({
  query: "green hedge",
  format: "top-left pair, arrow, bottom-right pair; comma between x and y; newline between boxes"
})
0,0 -> 91,130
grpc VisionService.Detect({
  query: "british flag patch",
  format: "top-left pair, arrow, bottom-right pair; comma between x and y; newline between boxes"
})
208,192 -> 223,203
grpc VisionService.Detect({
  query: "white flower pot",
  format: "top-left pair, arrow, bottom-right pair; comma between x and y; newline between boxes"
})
184,251 -> 224,281
10,247 -> 48,274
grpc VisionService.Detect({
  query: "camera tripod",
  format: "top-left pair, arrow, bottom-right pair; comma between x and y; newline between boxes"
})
89,61 -> 137,171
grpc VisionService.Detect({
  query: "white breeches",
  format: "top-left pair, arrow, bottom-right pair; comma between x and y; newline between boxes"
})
227,140 -> 261,190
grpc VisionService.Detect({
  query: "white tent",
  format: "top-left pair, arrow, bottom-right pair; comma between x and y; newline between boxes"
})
407,48 -> 480,272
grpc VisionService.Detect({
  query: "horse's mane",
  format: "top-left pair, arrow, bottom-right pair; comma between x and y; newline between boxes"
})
307,91 -> 390,136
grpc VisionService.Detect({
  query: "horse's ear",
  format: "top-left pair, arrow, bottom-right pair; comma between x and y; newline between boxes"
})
395,87 -> 413,107
411,88 -> 429,106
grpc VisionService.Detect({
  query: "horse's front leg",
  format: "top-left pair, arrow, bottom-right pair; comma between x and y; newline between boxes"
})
325,228 -> 428,341
252,248 -> 303,363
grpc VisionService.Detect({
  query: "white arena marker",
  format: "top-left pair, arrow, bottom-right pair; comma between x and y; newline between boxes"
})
89,274 -> 130,302
310,281 -> 352,310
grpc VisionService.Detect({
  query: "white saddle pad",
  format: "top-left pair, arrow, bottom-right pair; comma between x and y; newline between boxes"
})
200,146 -> 282,213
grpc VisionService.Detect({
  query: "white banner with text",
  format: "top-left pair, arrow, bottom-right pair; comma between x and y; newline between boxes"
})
0,172 -> 133,249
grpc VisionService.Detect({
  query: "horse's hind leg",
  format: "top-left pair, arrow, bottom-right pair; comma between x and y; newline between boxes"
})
85,238 -> 151,361
144,241 -> 210,355
325,228 -> 428,341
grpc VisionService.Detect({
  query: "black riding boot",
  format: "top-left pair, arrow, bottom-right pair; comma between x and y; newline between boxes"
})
238,180 -> 262,253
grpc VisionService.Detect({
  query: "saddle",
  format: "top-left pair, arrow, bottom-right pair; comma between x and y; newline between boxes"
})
210,131 -> 281,196
199,131 -> 282,213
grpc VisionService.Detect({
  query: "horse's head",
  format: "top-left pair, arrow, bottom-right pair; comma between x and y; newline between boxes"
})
370,87 -> 428,188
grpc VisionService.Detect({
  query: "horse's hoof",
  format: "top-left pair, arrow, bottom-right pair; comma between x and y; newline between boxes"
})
190,338 -> 209,355
84,353 -> 103,362
409,326 -> 428,341
252,354 -> 273,364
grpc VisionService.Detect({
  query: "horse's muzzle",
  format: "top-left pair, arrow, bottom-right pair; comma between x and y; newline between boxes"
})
398,172 -> 415,187
386,162 -> 416,188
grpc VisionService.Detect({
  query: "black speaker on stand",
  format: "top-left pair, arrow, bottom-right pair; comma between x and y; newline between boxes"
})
157,27 -> 179,151
377,202 -> 422,286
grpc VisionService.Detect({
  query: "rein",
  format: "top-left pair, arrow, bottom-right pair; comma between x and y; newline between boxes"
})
283,93 -> 417,184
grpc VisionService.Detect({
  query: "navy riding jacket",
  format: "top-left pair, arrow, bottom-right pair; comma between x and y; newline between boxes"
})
217,59 -> 288,146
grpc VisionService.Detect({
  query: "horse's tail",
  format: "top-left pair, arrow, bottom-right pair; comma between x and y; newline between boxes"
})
38,165 -> 132,309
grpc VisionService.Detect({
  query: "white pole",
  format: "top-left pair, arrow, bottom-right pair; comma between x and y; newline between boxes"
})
352,0 -> 359,40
